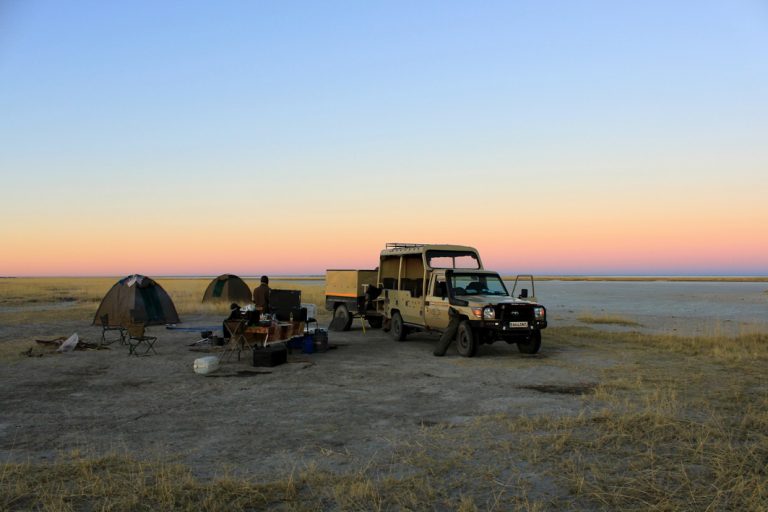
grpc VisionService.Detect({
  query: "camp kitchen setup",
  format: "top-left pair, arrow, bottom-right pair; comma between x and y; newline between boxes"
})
197,283 -> 327,372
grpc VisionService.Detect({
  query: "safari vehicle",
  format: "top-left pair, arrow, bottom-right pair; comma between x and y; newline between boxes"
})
374,243 -> 547,356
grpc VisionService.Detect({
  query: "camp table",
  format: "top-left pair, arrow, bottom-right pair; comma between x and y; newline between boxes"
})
244,321 -> 305,348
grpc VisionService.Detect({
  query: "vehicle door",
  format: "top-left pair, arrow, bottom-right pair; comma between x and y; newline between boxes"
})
424,274 -> 451,330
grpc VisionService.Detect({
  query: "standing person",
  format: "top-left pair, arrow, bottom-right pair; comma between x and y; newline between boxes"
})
433,307 -> 460,356
252,275 -> 271,312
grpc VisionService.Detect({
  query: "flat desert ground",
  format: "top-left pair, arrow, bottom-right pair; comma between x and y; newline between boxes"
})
0,278 -> 766,510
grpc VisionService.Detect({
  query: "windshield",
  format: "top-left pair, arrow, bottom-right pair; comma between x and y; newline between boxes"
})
449,274 -> 508,296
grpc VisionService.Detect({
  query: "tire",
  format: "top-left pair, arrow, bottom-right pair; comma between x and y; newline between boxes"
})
391,312 -> 407,341
456,321 -> 477,357
367,316 -> 383,329
517,329 -> 542,354
332,304 -> 353,331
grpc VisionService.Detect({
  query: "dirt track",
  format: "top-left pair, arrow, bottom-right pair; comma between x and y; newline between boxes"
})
0,317 -> 607,480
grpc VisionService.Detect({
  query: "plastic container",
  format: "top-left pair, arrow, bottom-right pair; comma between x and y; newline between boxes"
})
193,356 -> 220,374
302,335 -> 315,354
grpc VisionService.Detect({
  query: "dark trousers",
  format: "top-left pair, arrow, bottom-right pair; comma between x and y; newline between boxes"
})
433,311 -> 461,356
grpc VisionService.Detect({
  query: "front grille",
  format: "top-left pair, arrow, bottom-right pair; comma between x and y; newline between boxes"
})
496,304 -> 534,322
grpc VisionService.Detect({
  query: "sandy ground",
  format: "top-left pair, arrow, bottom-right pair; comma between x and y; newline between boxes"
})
0,316 -> 611,480
1,280 -> 765,501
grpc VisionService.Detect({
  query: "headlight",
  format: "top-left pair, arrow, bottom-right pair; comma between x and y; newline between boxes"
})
533,307 -> 545,320
483,306 -> 495,320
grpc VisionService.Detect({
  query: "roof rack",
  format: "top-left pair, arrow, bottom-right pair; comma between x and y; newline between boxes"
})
385,243 -> 426,249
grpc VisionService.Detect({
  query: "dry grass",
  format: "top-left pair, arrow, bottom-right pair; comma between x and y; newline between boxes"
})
0,450 -> 484,511
552,325 -> 768,364
0,278 -> 330,327
521,326 -> 768,509
576,313 -> 641,327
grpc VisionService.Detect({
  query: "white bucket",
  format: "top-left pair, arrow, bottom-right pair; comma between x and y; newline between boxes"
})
193,356 -> 220,375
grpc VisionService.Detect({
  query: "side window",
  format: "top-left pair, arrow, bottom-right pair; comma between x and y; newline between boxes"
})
433,280 -> 446,298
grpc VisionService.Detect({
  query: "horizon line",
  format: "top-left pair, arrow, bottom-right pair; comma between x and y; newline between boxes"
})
2,273 -> 768,281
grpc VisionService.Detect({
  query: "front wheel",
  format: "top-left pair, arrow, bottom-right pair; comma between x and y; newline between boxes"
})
391,312 -> 406,341
456,321 -> 477,357
517,330 -> 542,354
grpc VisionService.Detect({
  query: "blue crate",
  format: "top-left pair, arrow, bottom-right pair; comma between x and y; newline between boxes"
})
302,334 -> 315,354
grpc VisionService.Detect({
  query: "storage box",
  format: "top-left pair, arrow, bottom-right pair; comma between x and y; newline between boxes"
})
314,329 -> 328,352
193,356 -> 220,375
252,345 -> 287,367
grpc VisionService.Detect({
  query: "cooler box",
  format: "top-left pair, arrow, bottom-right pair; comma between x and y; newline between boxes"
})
193,356 -> 220,375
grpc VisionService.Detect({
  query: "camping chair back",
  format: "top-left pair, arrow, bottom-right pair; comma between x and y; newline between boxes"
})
127,323 -> 146,338
99,313 -> 126,346
126,322 -> 158,356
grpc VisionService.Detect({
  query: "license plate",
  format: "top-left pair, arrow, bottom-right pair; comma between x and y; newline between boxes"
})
509,321 -> 528,328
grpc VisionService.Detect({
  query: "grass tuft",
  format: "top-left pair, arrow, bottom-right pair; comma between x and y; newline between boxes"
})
577,314 -> 641,326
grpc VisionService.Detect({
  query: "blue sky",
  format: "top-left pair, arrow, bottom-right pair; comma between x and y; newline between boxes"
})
1,1 -> 767,275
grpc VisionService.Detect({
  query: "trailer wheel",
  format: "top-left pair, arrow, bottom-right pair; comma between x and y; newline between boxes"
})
331,304 -> 353,331
367,316 -> 383,329
456,321 -> 477,357
391,312 -> 407,341
517,329 -> 541,354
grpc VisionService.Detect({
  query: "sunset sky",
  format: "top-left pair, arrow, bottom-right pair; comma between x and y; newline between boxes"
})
1,1 -> 767,276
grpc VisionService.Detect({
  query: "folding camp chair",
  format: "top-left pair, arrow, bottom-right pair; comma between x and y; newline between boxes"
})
126,323 -> 158,356
221,319 -> 249,362
99,314 -> 127,346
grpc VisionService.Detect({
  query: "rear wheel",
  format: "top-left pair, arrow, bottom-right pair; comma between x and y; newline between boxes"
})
456,321 -> 477,357
517,329 -> 541,354
367,316 -> 383,329
331,304 -> 353,331
391,312 -> 407,341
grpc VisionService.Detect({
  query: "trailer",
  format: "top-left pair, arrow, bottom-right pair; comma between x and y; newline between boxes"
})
324,269 -> 383,330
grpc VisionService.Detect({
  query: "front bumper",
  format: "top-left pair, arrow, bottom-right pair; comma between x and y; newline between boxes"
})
473,319 -> 547,332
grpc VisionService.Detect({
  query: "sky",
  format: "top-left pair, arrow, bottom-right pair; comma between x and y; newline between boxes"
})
1,0 -> 767,276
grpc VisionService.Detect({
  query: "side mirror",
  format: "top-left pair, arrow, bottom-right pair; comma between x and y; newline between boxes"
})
441,289 -> 447,300
519,288 -> 528,299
